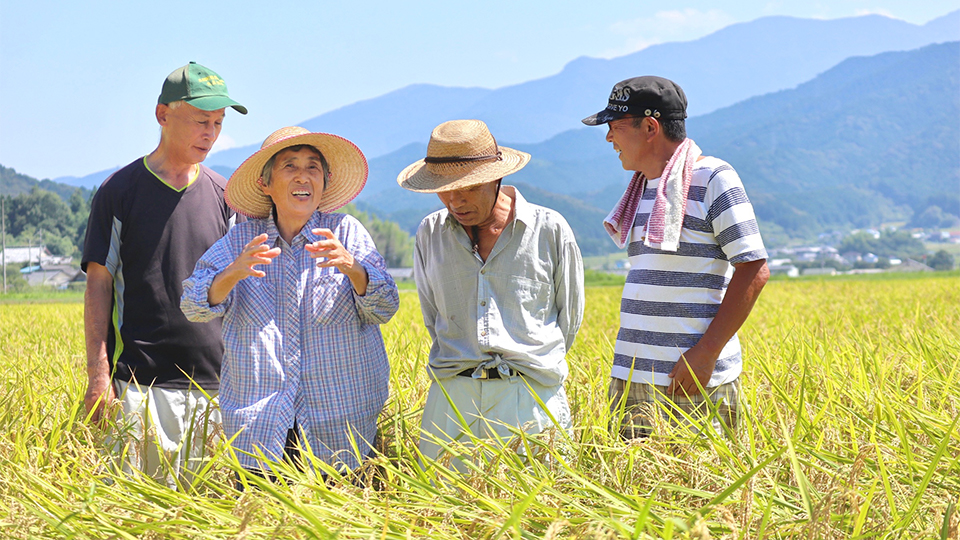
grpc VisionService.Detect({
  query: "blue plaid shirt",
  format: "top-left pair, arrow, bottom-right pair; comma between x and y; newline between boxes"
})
181,211 -> 399,470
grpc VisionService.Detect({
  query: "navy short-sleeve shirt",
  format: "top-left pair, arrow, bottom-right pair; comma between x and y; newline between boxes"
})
82,157 -> 236,390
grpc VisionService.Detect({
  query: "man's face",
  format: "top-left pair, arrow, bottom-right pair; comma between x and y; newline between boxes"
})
260,147 -> 325,223
158,103 -> 225,164
605,117 -> 649,172
437,180 -> 499,227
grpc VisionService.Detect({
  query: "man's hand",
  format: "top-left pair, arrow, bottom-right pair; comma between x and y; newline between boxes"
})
306,228 -> 369,295
84,376 -> 117,426
666,344 -> 717,397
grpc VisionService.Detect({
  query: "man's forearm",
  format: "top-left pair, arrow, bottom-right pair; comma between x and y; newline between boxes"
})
668,259 -> 770,395
84,265 -> 113,379
697,259 -> 770,358
83,263 -> 117,420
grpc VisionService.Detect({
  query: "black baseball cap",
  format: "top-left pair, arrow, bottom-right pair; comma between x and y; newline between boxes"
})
582,76 -> 687,126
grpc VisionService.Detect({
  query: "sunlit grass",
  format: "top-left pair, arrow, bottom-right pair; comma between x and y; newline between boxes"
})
1,275 -> 958,538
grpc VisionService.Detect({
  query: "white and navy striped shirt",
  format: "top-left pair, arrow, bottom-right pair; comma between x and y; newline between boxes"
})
612,157 -> 767,386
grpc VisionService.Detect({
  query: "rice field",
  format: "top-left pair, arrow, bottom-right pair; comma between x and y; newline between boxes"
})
0,273 -> 958,539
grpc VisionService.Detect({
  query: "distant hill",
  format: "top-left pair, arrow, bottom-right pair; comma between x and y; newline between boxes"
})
459,12 -> 960,142
201,11 -> 958,172
204,85 -> 492,170
1,165 -> 92,202
690,41 -> 960,237
56,168 -> 118,190
34,19 -> 958,256
55,163 -> 238,191
356,42 -> 960,253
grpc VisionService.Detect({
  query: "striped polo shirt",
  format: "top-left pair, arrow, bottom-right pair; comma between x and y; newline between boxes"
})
612,156 -> 767,386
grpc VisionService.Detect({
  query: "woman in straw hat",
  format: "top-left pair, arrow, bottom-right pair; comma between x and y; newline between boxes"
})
181,127 -> 399,479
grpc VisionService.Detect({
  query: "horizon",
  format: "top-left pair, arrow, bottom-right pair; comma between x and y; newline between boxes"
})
1,1 -> 957,181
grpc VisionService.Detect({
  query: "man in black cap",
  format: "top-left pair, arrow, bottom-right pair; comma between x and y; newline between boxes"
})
583,76 -> 769,439
82,62 -> 246,487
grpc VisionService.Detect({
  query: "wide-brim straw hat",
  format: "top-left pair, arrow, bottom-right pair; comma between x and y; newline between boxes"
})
397,119 -> 530,193
225,126 -> 368,218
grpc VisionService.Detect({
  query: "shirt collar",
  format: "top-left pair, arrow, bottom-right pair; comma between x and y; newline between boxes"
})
301,211 -> 327,243
503,185 -> 533,227
263,213 -> 282,247
263,210 -> 325,247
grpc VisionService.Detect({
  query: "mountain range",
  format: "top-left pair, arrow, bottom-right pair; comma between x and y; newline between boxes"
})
16,11 -> 959,255
55,11 -> 958,187
355,41 -> 960,254
691,41 -> 960,240
205,10 -> 959,163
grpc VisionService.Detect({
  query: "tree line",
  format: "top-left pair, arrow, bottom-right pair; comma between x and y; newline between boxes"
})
340,203 -> 414,268
835,229 -> 955,271
1,168 -> 414,271
1,187 -> 91,258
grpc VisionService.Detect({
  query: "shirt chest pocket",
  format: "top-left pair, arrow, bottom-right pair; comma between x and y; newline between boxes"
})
311,273 -> 354,326
232,278 -> 276,328
509,275 -> 551,323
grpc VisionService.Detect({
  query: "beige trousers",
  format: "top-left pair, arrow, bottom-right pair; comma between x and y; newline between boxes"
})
109,380 -> 221,489
419,374 -> 571,472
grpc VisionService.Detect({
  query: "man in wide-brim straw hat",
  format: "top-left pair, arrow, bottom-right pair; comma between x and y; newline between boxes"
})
182,126 -> 399,480
398,119 -> 584,470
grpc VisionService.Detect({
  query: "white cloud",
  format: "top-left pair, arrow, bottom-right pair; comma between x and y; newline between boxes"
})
598,8 -> 737,58
854,8 -> 902,20
211,133 -> 237,154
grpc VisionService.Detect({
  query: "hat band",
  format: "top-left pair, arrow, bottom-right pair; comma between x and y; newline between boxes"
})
424,150 -> 502,164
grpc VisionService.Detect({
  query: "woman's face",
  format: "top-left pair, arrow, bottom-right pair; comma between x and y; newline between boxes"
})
260,146 -> 325,223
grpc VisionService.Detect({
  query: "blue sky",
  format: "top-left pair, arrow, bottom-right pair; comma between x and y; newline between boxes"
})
1,0 -> 956,180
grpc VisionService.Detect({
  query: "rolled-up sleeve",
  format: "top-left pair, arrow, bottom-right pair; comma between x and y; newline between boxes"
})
353,262 -> 399,325
181,234 -> 236,323
342,216 -> 400,325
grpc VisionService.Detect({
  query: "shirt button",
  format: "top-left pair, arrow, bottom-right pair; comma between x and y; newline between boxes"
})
481,330 -> 487,336
480,300 -> 486,306
480,269 -> 486,275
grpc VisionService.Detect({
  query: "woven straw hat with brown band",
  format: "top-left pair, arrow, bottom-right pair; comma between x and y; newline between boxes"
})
397,119 -> 530,193
225,126 -> 368,219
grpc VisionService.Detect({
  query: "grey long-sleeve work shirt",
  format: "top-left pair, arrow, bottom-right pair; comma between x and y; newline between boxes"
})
413,186 -> 585,387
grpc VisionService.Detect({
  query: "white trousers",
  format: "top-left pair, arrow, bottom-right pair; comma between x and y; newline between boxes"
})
110,380 -> 221,489
419,374 -> 572,472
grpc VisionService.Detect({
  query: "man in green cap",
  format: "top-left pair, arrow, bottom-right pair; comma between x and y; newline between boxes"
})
81,62 -> 247,488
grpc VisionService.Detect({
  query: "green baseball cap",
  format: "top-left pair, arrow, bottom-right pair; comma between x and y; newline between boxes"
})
158,61 -> 247,114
